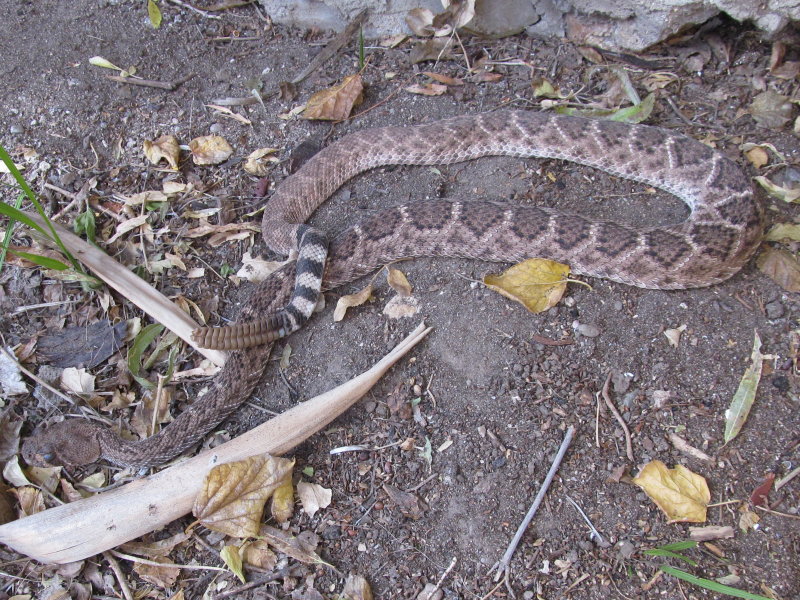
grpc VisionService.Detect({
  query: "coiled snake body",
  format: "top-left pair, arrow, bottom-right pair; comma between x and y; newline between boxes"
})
23,111 -> 763,469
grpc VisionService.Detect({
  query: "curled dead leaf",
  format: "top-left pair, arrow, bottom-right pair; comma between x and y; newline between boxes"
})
243,540 -> 277,570
189,135 -> 234,165
193,454 -> 294,538
334,283 -> 373,322
258,524 -> 331,566
297,481 -> 332,518
405,82 -> 447,96
143,135 -> 180,170
243,147 -> 279,176
303,74 -> 363,121
754,175 -> 800,203
386,267 -> 412,297
271,476 -> 294,524
405,7 -> 435,36
484,258 -> 570,313
632,460 -> 710,523
750,91 -> 795,129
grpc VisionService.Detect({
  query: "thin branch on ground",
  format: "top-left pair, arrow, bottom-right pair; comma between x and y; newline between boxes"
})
103,551 -> 134,600
491,425 -> 576,583
110,550 -> 227,572
601,372 -> 634,462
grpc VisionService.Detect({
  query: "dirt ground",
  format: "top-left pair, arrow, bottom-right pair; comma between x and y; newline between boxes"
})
1,2 -> 798,599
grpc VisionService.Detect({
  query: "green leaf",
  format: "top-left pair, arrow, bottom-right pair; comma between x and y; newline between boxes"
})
127,324 -> 165,389
608,92 -> 655,123
653,540 -> 698,552
724,332 -> 763,444
8,249 -> 70,271
147,0 -> 162,29
643,548 -> 698,566
220,545 -> 246,583
660,566 -> 772,599
74,208 -> 97,244
302,466 -> 315,477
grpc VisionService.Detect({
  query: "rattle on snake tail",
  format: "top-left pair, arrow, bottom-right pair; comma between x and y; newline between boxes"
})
23,111 -> 763,469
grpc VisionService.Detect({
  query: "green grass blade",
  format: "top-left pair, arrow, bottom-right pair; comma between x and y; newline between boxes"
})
8,249 -> 71,271
128,324 -> 165,389
660,566 -> 772,600
643,549 -> 697,566
654,541 -> 698,552
0,197 -> 50,236
0,192 -> 25,275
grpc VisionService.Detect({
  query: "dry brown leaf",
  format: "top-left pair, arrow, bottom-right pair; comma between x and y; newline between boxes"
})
0,415 -> 22,462
60,367 -> 95,395
386,267 -> 412,297
405,7 -> 435,36
297,482 -> 332,518
383,295 -> 420,319
130,388 -> 174,439
739,505 -> 760,532
334,283 -> 373,322
754,175 -> 800,203
342,573 -> 373,600
303,74 -> 363,121
133,556 -> 180,588
473,71 -> 503,83
632,460 -> 710,523
382,484 -> 425,520
121,531 -> 192,558
405,83 -> 447,96
243,148 -> 279,176
258,524 -> 331,566
756,247 -> 800,292
663,324 -> 686,348
409,37 -> 454,64
189,135 -> 234,165
749,91 -> 795,129
26,465 -> 61,494
193,454 -> 295,538
243,539 -> 277,570
484,258 -> 570,313
270,475 -> 294,524
143,135 -> 180,170
107,214 -> 151,244
422,71 -> 464,86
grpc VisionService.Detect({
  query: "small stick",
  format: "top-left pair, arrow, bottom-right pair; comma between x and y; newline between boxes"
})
601,373 -> 634,462
292,9 -> 367,84
775,465 -> 799,491
430,557 -> 457,596
165,0 -> 221,19
103,551 -> 134,600
106,73 -> 196,91
110,550 -> 227,572
491,425 -> 576,582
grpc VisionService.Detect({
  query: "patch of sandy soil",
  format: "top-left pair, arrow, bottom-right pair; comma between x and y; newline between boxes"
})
0,2 -> 798,599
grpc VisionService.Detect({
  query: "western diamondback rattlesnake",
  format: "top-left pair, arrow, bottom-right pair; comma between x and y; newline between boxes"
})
22,111 -> 763,469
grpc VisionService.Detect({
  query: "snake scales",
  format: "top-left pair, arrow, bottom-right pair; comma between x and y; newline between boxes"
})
22,111 -> 763,469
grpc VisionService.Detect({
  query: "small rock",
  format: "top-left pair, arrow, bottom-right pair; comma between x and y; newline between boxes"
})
417,583 -> 443,600
573,321 -> 600,337
613,300 -> 623,311
612,371 -> 632,394
9,124 -> 23,134
765,300 -> 784,319
617,539 -> 635,559
772,375 -> 790,393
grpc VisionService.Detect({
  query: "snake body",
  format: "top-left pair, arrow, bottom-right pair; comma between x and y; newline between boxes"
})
23,111 -> 763,468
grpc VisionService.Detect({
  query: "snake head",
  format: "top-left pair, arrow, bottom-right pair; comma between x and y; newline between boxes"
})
21,420 -> 102,468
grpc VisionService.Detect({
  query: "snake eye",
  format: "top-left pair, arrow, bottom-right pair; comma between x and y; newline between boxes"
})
42,452 -> 55,463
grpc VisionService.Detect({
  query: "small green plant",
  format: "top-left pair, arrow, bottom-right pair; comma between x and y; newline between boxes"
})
0,143 -> 82,276
645,541 -> 772,600
358,25 -> 365,71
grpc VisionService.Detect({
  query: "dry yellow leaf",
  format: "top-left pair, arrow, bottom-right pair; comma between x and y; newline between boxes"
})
334,283 -> 373,322
386,267 -> 413,297
483,258 -> 570,313
12,486 -> 45,517
744,146 -> 769,168
303,74 -> 363,121
633,460 -> 710,523
243,147 -> 279,176
220,545 -> 246,583
189,135 -> 234,165
193,454 -> 295,538
143,134 -> 180,170
270,475 -> 294,524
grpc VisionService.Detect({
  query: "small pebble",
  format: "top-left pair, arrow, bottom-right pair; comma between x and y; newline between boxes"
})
9,124 -> 23,134
613,300 -> 623,311
573,321 -> 600,337
617,540 -> 635,559
765,300 -> 784,319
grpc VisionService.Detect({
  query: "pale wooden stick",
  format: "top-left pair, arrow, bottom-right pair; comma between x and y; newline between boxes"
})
0,324 -> 430,564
